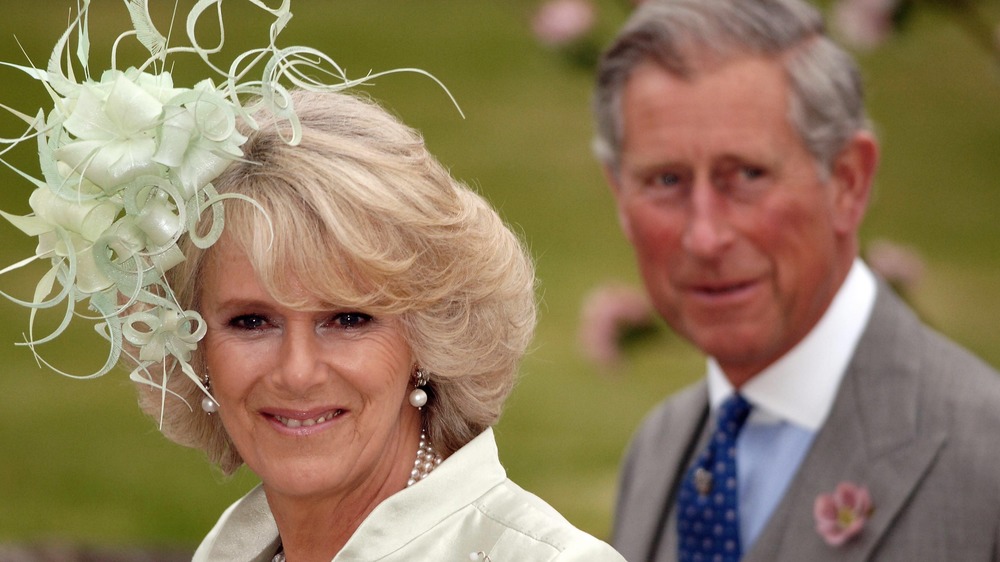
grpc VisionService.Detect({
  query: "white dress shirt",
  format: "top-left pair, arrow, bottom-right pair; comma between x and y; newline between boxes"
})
706,259 -> 878,549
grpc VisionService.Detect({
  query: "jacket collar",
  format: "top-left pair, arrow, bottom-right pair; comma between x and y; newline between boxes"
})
193,428 -> 507,561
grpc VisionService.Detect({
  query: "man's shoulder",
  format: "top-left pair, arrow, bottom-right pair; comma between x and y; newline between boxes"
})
856,286 -> 1000,445
866,287 -> 1000,408
913,322 -> 1000,426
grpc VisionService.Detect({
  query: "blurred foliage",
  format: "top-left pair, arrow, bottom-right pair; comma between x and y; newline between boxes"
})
0,0 -> 997,553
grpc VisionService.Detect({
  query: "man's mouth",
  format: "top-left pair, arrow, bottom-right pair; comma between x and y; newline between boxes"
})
693,280 -> 755,295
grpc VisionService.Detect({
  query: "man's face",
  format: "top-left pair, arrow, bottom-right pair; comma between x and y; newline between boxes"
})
609,57 -> 865,386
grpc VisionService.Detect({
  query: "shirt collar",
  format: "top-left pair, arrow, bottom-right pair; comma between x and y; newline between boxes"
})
707,259 -> 877,430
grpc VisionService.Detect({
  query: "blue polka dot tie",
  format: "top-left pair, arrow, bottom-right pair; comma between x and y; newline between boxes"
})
677,393 -> 753,562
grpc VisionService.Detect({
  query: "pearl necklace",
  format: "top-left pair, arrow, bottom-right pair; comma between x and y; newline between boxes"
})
271,429 -> 442,562
408,427 -> 443,486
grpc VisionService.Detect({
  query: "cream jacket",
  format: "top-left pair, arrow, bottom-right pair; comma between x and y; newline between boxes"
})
194,428 -> 625,561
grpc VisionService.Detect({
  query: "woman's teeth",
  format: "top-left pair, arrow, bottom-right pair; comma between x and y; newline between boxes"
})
274,409 -> 343,428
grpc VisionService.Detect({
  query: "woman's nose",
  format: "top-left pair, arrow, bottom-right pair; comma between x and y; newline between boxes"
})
272,325 -> 326,395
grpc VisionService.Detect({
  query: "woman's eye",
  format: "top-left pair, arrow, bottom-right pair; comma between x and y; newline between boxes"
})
229,314 -> 269,331
332,312 -> 373,329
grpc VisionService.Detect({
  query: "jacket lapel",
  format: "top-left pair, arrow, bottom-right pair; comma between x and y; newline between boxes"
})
746,287 -> 946,562
614,382 -> 709,562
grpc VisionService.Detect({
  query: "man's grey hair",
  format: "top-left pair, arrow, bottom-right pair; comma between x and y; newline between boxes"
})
593,0 -> 871,176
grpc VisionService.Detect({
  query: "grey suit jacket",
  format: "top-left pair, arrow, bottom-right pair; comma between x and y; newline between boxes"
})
613,286 -> 1000,561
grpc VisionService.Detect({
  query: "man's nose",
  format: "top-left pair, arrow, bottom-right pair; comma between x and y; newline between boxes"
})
681,183 -> 734,259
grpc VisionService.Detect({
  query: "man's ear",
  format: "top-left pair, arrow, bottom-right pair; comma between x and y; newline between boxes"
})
602,163 -> 635,244
829,131 -> 879,235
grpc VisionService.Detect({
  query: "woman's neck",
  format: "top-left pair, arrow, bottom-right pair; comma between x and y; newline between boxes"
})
265,432 -> 421,561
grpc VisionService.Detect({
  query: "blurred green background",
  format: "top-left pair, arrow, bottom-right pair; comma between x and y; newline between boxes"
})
0,0 -> 997,554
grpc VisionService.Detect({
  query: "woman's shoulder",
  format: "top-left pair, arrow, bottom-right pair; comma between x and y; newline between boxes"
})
469,478 -> 626,561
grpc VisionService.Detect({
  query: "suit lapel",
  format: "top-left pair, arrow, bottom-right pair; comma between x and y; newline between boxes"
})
746,287 -> 946,562
614,382 -> 709,562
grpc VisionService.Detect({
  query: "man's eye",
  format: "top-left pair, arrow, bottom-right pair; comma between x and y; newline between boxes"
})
715,164 -> 769,200
333,312 -> 373,329
740,166 -> 765,180
229,314 -> 268,330
657,172 -> 682,187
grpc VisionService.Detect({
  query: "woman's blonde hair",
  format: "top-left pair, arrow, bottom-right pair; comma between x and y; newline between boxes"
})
137,90 -> 537,474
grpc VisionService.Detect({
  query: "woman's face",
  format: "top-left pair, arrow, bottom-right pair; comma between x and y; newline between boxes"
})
199,238 -> 422,503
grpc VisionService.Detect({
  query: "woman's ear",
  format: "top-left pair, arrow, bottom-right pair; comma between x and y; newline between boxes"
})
829,131 -> 879,235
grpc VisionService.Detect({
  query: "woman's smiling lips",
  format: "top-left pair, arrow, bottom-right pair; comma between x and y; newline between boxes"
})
262,408 -> 346,433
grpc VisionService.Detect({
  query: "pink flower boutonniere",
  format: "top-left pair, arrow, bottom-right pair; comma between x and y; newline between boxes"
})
813,482 -> 874,547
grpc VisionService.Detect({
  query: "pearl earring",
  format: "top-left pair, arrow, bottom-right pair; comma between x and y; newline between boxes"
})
409,368 -> 430,409
201,373 -> 219,415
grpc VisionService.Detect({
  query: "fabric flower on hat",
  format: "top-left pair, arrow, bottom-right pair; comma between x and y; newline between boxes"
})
22,187 -> 122,293
153,78 -> 248,199
814,482 -> 874,547
0,0 -> 460,417
0,10 -> 239,386
54,70 -> 171,190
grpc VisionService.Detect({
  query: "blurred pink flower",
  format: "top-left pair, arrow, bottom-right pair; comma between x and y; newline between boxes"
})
865,238 -> 926,292
814,482 -> 873,547
532,0 -> 597,47
832,0 -> 901,49
579,284 -> 656,369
